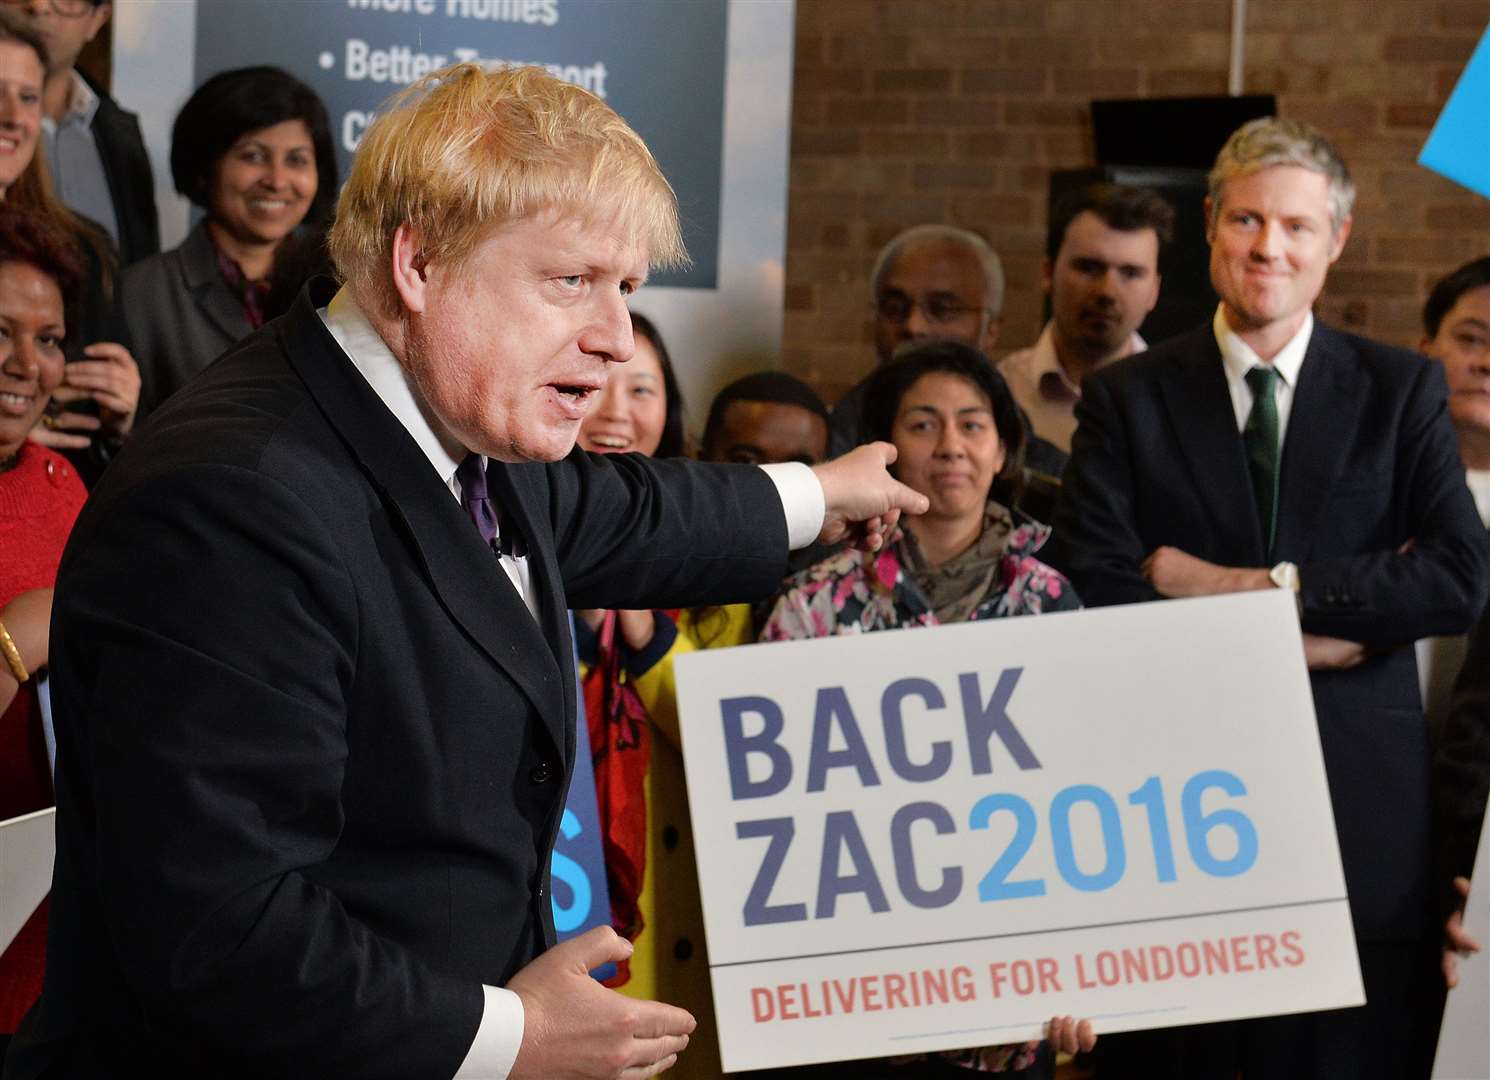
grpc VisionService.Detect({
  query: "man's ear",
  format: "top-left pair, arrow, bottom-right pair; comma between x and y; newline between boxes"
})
1202,196 -> 1216,242
390,224 -> 430,316
1041,256 -> 1054,295
88,4 -> 113,45
1328,215 -> 1353,264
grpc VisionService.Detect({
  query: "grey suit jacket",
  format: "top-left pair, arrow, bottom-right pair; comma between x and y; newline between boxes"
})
120,221 -> 253,421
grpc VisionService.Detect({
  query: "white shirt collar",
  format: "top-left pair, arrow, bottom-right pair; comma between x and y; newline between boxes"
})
40,70 -> 99,135
1030,321 -> 1147,396
318,287 -> 468,487
1213,304 -> 1312,388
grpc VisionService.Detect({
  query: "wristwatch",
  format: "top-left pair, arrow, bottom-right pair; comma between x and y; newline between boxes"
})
1269,561 -> 1300,592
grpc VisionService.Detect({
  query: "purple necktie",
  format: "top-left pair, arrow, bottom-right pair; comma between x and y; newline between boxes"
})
457,453 -> 525,557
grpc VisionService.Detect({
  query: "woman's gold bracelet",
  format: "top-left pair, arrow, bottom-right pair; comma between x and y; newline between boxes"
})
0,618 -> 29,684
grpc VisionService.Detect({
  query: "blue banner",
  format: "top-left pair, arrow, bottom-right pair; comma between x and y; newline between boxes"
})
551,614 -> 615,980
1419,23 -> 1490,199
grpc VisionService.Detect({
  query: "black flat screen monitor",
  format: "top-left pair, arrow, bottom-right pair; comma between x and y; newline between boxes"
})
1092,95 -> 1277,170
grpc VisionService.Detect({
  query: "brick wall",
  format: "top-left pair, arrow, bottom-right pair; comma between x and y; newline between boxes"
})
784,0 -> 1490,402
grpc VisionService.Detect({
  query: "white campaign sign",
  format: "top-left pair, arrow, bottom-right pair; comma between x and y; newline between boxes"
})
677,591 -> 1364,1072
0,806 -> 55,954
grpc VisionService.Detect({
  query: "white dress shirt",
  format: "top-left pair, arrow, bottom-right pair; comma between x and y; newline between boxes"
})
317,287 -> 825,1078
997,321 -> 1145,453
1214,304 -> 1313,445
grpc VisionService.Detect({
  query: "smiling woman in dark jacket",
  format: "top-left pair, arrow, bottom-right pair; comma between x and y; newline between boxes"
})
122,66 -> 336,420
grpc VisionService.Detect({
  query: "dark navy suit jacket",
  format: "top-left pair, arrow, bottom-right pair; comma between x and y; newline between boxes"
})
1054,319 -> 1490,942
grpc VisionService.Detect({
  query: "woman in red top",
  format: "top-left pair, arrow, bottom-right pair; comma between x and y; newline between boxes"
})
0,204 -> 89,1062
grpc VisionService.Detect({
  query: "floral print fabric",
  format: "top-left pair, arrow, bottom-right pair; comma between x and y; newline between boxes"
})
762,510 -> 1079,643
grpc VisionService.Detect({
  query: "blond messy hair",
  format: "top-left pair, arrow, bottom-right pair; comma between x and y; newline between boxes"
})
329,63 -> 687,316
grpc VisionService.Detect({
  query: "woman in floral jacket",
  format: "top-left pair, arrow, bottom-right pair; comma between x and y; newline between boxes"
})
759,340 -> 1089,1078
764,341 -> 1079,643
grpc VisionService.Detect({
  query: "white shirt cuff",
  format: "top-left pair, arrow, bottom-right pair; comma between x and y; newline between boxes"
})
453,985 -> 524,1079
759,461 -> 826,550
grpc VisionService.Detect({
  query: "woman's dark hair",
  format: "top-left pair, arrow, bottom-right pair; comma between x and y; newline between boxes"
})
631,310 -> 687,458
860,339 -> 1027,505
0,204 -> 85,335
170,66 -> 339,224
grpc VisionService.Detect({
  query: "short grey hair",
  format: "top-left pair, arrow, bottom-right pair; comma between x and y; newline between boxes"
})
869,224 -> 1005,316
1208,117 -> 1356,235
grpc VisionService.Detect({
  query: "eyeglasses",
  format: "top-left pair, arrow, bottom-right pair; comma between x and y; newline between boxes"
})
875,293 -> 989,325
1,0 -> 95,17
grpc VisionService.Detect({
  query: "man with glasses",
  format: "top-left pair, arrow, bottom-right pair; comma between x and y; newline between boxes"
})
7,0 -> 158,266
828,224 -> 1068,509
828,225 -> 1003,457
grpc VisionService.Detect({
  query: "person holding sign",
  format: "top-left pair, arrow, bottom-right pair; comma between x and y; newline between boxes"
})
761,341 -> 1091,1076
1055,117 -> 1490,1079
3,64 -> 928,1080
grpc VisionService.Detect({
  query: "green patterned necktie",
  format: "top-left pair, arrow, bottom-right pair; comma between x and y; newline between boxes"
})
1243,365 -> 1281,554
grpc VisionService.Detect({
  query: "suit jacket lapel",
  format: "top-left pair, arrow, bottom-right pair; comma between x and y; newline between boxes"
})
1156,328 -> 1267,564
280,283 -> 567,751
1274,324 -> 1366,563
180,223 -> 254,343
487,461 -> 577,770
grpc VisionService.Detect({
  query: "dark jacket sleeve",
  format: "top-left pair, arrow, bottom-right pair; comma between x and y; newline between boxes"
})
1051,372 -> 1163,608
552,451 -> 792,611
1296,360 -> 1490,644
50,465 -> 481,1076
87,80 -> 160,267
1434,604 -> 1490,914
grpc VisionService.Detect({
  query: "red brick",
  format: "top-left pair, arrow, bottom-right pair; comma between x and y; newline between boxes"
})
1004,100 -> 1088,127
794,34 -> 824,67
783,285 -> 814,311
1146,68 -> 1228,96
793,128 -> 861,156
863,129 -> 952,158
1386,103 -> 1446,128
946,193 -> 1037,226
959,67 -> 1047,95
913,98 -> 1003,127
826,97 -> 911,126
1326,269 -> 1424,295
826,34 -> 911,65
1440,0 -> 1490,29
793,66 -> 865,95
912,161 -> 997,190
1284,99 -> 1380,133
871,67 -> 953,94
1383,35 -> 1480,63
909,34 -> 1001,64
1001,34 -> 1094,64
1427,204 -> 1490,230
1052,67 -> 1142,96
957,130 -> 1040,159
1375,234 -> 1473,266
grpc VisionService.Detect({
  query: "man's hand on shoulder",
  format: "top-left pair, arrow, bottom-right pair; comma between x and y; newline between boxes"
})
812,443 -> 930,552
1141,546 -> 1271,599
507,926 -> 695,1080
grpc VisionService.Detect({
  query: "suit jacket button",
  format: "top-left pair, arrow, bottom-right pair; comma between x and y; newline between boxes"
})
529,761 -> 552,784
